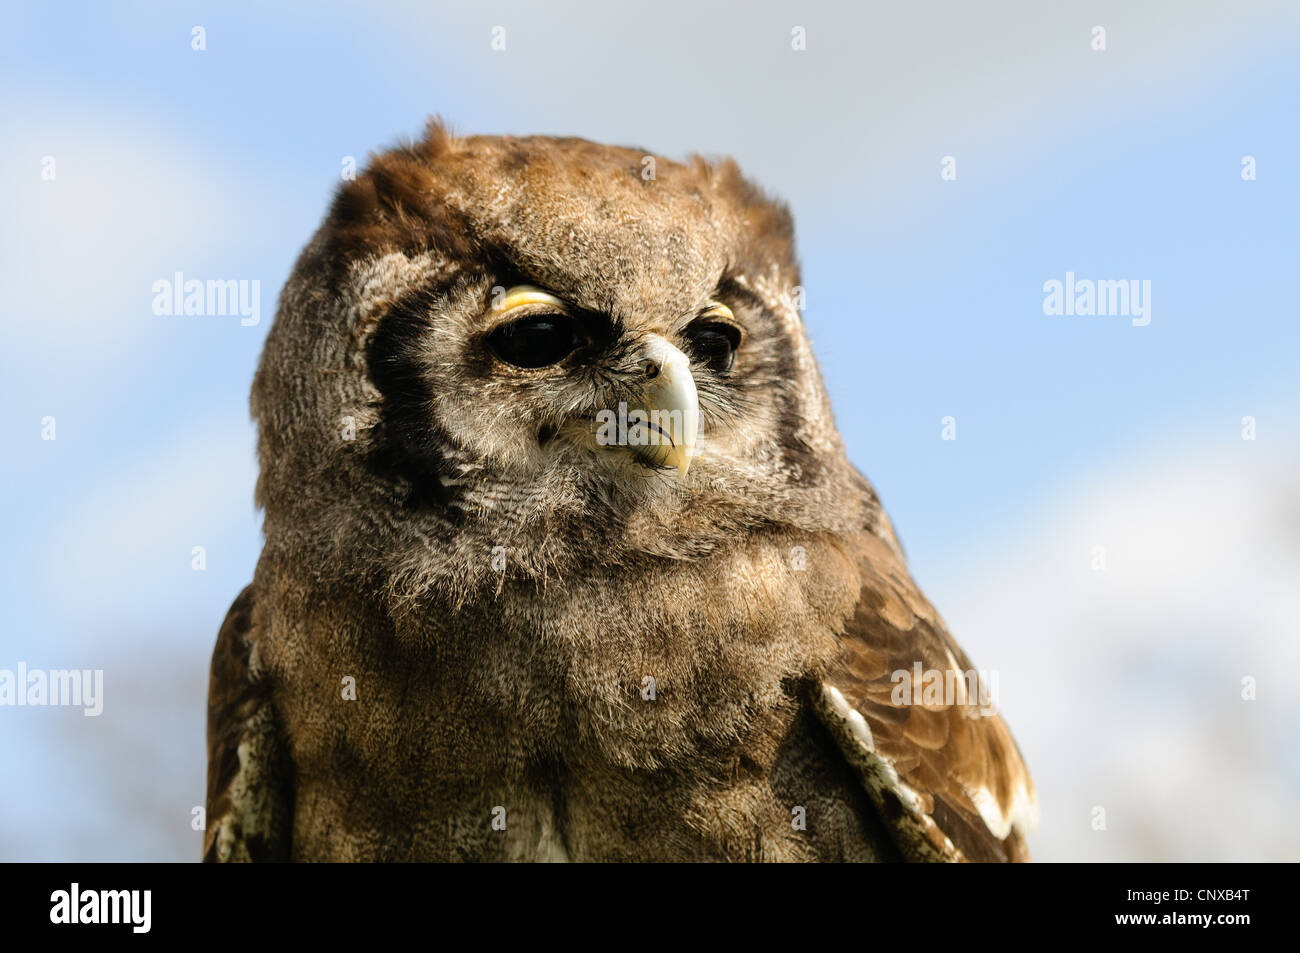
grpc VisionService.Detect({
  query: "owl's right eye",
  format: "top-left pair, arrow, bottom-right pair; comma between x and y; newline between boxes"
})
486,314 -> 578,368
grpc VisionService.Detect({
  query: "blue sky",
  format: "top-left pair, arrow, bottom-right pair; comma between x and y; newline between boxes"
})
2,1 -> 1297,860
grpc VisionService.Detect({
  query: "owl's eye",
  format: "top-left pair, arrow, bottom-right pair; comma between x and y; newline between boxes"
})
487,314 -> 578,368
684,318 -> 741,374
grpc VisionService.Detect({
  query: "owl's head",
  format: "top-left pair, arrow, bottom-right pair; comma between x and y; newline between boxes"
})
253,121 -> 872,591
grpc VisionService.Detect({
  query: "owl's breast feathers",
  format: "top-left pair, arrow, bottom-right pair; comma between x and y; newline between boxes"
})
204,529 -> 1037,862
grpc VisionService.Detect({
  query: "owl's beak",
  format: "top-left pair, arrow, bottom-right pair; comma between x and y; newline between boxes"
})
627,335 -> 699,479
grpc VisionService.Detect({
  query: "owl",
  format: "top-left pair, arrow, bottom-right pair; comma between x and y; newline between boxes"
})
204,120 -> 1037,862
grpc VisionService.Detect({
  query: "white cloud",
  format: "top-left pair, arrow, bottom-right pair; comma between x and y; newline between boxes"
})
386,0 -> 1300,222
935,440 -> 1300,860
0,93 -> 269,397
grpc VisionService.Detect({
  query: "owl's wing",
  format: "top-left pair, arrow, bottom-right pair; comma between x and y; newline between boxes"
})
204,584 -> 293,862
810,530 -> 1038,862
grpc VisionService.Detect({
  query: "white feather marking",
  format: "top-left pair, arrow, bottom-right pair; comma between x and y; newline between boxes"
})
846,709 -> 875,750
966,780 -> 1040,839
820,683 -> 925,815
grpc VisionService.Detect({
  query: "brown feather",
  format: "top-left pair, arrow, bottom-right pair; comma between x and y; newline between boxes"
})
815,530 -> 1038,862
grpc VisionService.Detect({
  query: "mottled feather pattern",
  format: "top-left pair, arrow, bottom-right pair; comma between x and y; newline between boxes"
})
204,585 -> 291,862
818,531 -> 1038,861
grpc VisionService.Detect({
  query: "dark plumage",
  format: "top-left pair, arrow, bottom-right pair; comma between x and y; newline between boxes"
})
205,120 -> 1036,862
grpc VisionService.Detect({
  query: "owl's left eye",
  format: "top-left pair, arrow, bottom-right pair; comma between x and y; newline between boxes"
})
683,319 -> 741,374
487,314 -> 578,368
